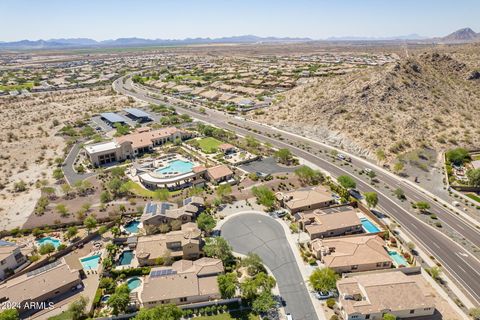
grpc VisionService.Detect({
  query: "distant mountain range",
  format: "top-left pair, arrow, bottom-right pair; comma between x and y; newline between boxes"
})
1,28 -> 479,49
0,35 -> 311,49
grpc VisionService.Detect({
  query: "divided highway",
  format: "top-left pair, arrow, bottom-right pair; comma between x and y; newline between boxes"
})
113,75 -> 480,306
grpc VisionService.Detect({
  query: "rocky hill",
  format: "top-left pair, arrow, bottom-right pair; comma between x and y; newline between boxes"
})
442,27 -> 479,43
249,47 -> 480,165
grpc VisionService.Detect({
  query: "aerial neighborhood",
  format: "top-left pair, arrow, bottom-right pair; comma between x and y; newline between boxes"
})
1,5 -> 480,320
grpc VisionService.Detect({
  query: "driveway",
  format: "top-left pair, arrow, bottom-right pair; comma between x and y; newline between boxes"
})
221,213 -> 319,320
63,142 -> 95,185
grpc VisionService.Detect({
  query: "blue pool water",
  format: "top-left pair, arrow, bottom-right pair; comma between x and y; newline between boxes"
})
360,217 -> 381,233
119,250 -> 134,265
155,160 -> 194,174
36,237 -> 61,249
127,277 -> 141,291
80,254 -> 101,270
389,251 -> 408,266
124,220 -> 140,234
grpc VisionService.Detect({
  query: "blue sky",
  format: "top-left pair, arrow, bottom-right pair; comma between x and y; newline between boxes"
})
1,0 -> 479,41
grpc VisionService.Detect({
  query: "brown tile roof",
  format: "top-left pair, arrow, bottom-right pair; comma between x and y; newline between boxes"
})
207,165 -> 233,180
115,127 -> 181,149
281,186 -> 334,211
338,270 -> 435,315
311,234 -> 391,268
302,209 -> 361,235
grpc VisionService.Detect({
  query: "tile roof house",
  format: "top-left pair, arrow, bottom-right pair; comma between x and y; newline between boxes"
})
310,234 -> 392,273
0,259 -> 82,315
136,222 -> 201,266
276,186 -> 336,214
337,269 -> 435,320
140,257 -> 223,308
206,165 -> 234,184
141,197 -> 205,234
297,208 -> 363,240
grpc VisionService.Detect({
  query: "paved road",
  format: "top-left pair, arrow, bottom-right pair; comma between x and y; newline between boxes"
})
222,213 -> 318,320
63,142 -> 95,185
113,76 -> 480,305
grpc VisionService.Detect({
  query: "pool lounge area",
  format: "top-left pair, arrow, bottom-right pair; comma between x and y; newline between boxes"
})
36,236 -> 62,249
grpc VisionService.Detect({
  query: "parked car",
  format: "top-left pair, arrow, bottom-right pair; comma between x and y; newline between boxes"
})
286,313 -> 293,320
314,291 -> 336,300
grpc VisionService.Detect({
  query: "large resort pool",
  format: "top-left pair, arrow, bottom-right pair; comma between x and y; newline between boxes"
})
134,153 -> 205,191
36,236 -> 61,249
155,159 -> 194,175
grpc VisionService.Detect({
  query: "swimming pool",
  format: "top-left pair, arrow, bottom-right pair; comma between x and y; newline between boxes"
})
80,254 -> 101,270
360,217 -> 381,233
119,250 -> 134,265
124,220 -> 140,234
36,237 -> 61,249
389,251 -> 408,267
127,277 -> 141,291
155,160 -> 194,175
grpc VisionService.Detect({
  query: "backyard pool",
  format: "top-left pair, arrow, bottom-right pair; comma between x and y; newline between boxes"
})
127,277 -> 142,291
360,217 -> 381,233
155,160 -> 194,175
36,237 -> 61,249
80,254 -> 101,270
124,220 -> 140,234
119,250 -> 134,265
389,251 -> 408,267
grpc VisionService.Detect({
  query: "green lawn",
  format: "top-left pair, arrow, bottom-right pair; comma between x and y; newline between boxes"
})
48,311 -> 74,320
122,180 -> 180,199
198,137 -> 224,153
194,310 -> 258,320
466,193 -> 480,203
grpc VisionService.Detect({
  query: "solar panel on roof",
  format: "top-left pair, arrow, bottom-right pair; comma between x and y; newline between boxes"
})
159,203 -> 171,215
150,269 -> 176,278
100,112 -> 128,123
183,197 -> 192,205
124,108 -> 151,118
0,240 -> 14,246
145,202 -> 157,215
27,259 -> 62,277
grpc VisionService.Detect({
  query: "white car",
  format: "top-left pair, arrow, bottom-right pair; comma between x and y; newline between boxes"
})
364,168 -> 373,174
314,291 -> 335,300
286,313 -> 293,320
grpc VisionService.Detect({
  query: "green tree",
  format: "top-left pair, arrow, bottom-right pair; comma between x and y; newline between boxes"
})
100,191 -> 112,203
134,304 -> 183,320
252,291 -> 276,314
467,168 -> 480,187
39,243 -> 55,255
53,168 -> 64,180
394,188 -> 405,200
446,148 -> 470,166
110,166 -> 126,178
274,148 -> 293,165
383,313 -> 397,320
393,162 -> 404,174
217,272 -> 238,299
469,308 -> 480,320
337,175 -> 356,189
56,203 -> 69,216
251,186 -> 276,208
203,237 -> 233,265
308,268 -> 338,292
154,188 -> 170,201
107,284 -> 130,315
364,192 -> 379,208
83,216 -> 97,233
367,170 -> 377,181
245,135 -> 260,148
426,266 -> 441,281
196,212 -> 216,233
294,165 -> 324,185
67,296 -> 88,320
0,309 -> 19,320
241,253 -> 265,276
415,201 -> 431,213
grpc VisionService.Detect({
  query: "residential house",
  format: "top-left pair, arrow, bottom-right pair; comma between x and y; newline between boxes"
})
0,259 -> 82,316
276,186 -> 336,214
140,257 -> 224,308
310,234 -> 392,273
141,197 -> 205,233
337,269 -> 435,320
0,240 -> 28,280
136,222 -> 201,266
297,208 -> 363,240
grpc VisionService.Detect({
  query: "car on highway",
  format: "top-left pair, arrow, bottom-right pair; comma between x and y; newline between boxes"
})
337,154 -> 352,162
364,168 -> 373,174
286,313 -> 293,320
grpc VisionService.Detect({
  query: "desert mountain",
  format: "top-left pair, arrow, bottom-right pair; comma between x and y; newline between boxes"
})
250,47 -> 480,164
441,27 -> 479,43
